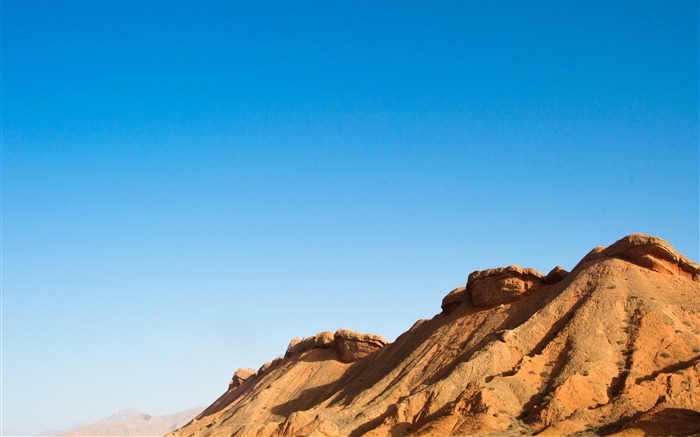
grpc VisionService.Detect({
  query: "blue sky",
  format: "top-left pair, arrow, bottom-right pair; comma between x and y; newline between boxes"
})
3,1 -> 698,435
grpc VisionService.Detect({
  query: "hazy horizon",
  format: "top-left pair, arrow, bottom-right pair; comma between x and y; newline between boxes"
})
3,1 -> 698,435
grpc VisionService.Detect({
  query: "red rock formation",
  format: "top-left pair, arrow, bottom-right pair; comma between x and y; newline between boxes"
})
595,233 -> 700,281
440,286 -> 466,315
169,234 -> 700,437
467,265 -> 545,308
285,331 -> 336,358
227,368 -> 255,390
334,329 -> 388,363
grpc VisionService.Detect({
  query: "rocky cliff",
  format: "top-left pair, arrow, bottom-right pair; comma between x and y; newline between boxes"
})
169,234 -> 700,436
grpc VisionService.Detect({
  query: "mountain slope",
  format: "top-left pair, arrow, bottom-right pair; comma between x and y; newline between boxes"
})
170,234 -> 700,436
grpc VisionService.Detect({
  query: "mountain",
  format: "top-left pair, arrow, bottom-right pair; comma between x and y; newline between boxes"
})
170,234 -> 700,436
57,407 -> 203,437
36,429 -> 74,437
96,407 -> 145,425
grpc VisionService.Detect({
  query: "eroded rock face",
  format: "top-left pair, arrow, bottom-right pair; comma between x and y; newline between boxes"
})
257,356 -> 284,376
543,266 -> 568,284
441,286 -> 467,315
467,265 -> 545,308
170,234 -> 700,437
578,234 -> 700,282
228,368 -> 255,390
334,329 -> 388,363
601,234 -> 700,281
284,330 -> 387,363
286,331 -> 336,357
442,266 -> 568,314
276,411 -> 340,436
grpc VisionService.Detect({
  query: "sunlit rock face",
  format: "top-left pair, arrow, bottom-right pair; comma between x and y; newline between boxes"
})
169,234 -> 700,437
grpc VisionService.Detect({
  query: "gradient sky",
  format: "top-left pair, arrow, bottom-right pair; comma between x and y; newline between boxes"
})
3,1 -> 698,435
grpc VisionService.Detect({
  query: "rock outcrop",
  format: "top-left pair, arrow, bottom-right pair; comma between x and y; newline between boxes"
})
334,329 -> 388,363
441,266 -> 570,315
285,329 -> 387,363
543,265 -> 568,284
228,368 -> 255,390
285,331 -> 335,358
581,233 -> 700,281
169,234 -> 700,437
467,265 -> 545,308
440,285 -> 467,315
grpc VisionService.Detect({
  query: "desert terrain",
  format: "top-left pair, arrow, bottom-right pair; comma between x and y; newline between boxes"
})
170,234 -> 700,436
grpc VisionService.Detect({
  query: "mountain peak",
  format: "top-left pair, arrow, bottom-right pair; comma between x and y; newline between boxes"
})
584,233 -> 700,281
100,407 -> 145,424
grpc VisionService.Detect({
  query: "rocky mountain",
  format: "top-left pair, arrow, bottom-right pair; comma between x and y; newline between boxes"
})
58,407 -> 203,436
170,234 -> 700,436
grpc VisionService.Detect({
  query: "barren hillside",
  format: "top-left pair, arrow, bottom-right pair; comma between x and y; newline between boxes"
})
170,234 -> 700,436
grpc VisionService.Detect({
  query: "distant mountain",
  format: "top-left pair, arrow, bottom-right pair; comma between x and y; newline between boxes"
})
169,234 -> 700,436
36,423 -> 83,437
52,407 -> 203,437
99,407 -> 145,424
36,429 -> 70,437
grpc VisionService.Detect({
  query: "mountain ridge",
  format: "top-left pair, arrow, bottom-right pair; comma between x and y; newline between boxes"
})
56,407 -> 203,437
170,234 -> 700,436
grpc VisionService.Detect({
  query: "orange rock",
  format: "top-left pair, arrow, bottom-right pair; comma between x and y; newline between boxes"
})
581,233 -> 700,281
285,331 -> 336,358
441,286 -> 467,314
467,265 -> 545,307
168,234 -> 700,437
227,368 -> 255,390
543,265 -> 568,284
334,329 -> 387,363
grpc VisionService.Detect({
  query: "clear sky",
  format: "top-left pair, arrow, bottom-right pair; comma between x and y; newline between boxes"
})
2,1 -> 698,435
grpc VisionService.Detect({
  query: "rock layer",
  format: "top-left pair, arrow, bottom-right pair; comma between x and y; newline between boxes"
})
440,286 -> 466,315
284,329 -> 387,363
285,331 -> 336,358
169,234 -> 700,437
334,329 -> 388,363
582,233 -> 700,281
467,265 -> 545,308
